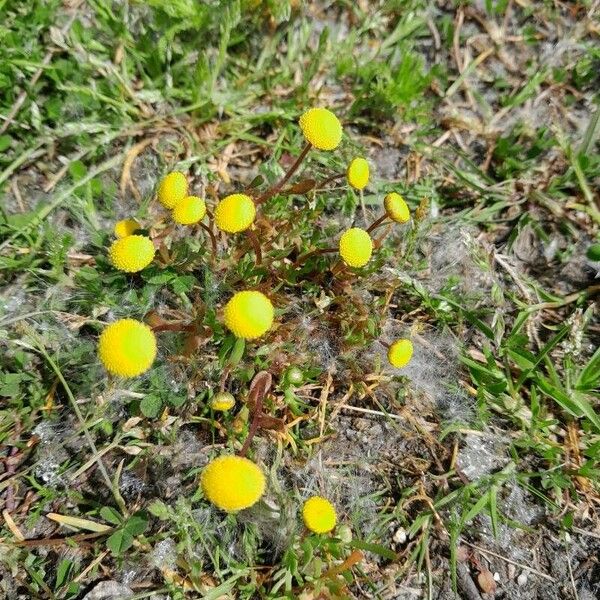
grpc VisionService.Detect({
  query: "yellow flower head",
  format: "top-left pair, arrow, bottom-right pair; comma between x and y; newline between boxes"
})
384,192 -> 410,223
299,108 -> 342,151
210,391 -> 235,412
338,227 -> 373,268
158,171 -> 188,208
223,291 -> 274,340
387,339 -> 413,368
109,235 -> 155,273
302,496 -> 337,534
114,218 -> 141,239
347,157 -> 369,190
214,194 -> 256,233
98,319 -> 157,377
201,455 -> 265,512
172,195 -> 206,225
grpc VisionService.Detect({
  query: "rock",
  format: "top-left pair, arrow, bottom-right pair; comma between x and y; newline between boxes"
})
517,572 -> 528,586
82,581 -> 134,600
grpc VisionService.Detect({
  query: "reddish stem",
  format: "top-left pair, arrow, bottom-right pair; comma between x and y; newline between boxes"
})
200,222 -> 218,255
256,143 -> 312,204
317,172 -> 345,189
238,372 -> 272,457
367,213 -> 388,233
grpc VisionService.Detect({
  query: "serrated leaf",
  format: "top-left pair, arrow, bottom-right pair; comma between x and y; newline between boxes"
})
148,500 -> 169,520
140,395 -> 162,418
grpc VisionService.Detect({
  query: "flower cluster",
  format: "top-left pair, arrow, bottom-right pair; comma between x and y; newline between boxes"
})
200,454 -> 338,537
96,107 -> 416,536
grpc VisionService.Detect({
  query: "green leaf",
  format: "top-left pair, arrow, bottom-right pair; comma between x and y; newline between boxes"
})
0,135 -> 11,152
576,346 -> 600,391
125,511 -> 149,536
99,506 -> 123,526
148,500 -> 169,520
536,377 -> 600,432
166,394 -> 186,408
55,558 -> 72,590
351,539 -> 396,560
106,528 -> 134,554
146,272 -> 175,285
586,243 -> 600,261
463,491 -> 491,525
68,160 -> 87,181
228,337 -> 245,366
516,324 -> 570,390
140,395 -> 162,418
489,487 -> 499,538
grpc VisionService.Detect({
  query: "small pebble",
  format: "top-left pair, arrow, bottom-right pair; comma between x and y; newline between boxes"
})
493,572 -> 500,582
517,572 -> 528,586
393,527 -> 407,544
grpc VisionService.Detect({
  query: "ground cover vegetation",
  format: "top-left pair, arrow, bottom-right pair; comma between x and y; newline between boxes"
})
0,1 -> 599,599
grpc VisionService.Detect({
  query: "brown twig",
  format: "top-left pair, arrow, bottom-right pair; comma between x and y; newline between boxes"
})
460,540 -> 556,582
256,143 -> 311,204
13,529 -> 113,548
238,371 -> 272,457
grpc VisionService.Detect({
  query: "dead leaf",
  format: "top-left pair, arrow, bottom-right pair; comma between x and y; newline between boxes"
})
477,569 -> 497,594
120,137 -> 154,201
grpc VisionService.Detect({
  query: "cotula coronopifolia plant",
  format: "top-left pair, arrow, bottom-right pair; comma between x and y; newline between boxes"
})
98,107 -> 416,525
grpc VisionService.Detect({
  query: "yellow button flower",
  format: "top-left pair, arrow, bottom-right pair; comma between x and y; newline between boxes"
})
201,455 -> 265,512
114,218 -> 140,239
299,108 -> 342,151
214,194 -> 256,233
223,291 -> 274,340
387,339 -> 413,368
338,228 -> 373,268
384,192 -> 410,223
172,195 -> 206,225
210,391 -> 235,412
347,157 -> 369,190
98,319 -> 157,377
302,496 -> 337,534
109,235 -> 155,273
158,171 -> 188,208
